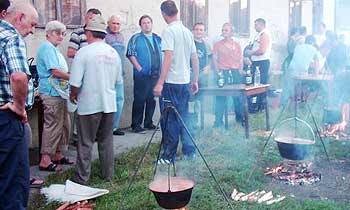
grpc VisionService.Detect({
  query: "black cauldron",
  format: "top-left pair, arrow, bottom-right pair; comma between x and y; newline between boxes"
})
274,117 -> 315,160
275,137 -> 314,160
149,176 -> 195,209
323,108 -> 342,124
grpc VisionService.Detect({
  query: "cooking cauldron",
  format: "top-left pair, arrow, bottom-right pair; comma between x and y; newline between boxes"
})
149,176 -> 195,209
323,107 -> 342,124
274,117 -> 315,160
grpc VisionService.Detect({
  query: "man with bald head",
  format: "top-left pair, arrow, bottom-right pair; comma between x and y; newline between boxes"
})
105,15 -> 126,136
0,2 -> 38,209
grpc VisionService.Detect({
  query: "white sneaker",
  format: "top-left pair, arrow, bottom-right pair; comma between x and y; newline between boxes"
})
157,158 -> 171,165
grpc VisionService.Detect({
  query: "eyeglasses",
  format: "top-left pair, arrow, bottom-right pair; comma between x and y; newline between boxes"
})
53,31 -> 66,37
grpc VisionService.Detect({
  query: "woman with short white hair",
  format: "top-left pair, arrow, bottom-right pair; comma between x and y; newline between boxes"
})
37,20 -> 73,172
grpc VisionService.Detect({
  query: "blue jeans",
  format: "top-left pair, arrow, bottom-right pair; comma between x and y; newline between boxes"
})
113,83 -> 125,129
0,110 -> 29,210
160,83 -> 195,162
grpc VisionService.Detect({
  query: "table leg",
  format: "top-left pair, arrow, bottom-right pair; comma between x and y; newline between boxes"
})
243,93 -> 249,138
200,99 -> 204,130
265,92 -> 270,130
224,105 -> 228,130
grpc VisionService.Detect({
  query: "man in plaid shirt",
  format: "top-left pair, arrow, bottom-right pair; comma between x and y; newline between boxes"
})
0,2 -> 38,209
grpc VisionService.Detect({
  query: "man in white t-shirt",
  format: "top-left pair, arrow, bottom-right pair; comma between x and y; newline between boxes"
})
69,16 -> 122,184
246,18 -> 272,111
153,0 -> 199,164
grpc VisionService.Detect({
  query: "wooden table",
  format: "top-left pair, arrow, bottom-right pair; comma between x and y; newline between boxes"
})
198,84 -> 271,138
294,74 -> 333,103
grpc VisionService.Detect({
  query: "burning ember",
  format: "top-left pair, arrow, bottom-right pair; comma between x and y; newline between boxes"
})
264,161 -> 321,185
321,104 -> 350,140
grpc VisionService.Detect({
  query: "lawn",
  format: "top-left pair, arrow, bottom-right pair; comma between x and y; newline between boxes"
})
29,105 -> 350,210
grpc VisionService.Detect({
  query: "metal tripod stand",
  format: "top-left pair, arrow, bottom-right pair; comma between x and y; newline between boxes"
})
118,99 -> 234,210
248,81 -> 330,179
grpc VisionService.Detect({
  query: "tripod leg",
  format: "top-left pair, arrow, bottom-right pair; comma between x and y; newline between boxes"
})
118,116 -> 162,210
248,102 -> 288,180
305,103 -> 330,161
171,106 -> 234,210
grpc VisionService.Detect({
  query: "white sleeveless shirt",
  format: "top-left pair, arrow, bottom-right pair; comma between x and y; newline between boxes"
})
251,29 -> 272,61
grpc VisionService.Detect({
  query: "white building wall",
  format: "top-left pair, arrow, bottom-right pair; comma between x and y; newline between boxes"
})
207,0 -> 230,38
249,0 -> 289,72
323,0 -> 335,31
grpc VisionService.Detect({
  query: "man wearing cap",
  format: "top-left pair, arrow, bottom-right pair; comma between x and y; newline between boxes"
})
69,16 -> 122,184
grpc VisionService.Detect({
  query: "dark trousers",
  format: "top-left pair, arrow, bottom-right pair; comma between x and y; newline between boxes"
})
160,83 -> 195,162
251,59 -> 270,109
215,70 -> 244,125
0,110 -> 29,210
131,76 -> 157,128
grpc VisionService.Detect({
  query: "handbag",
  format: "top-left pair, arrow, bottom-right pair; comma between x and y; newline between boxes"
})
49,76 -> 77,112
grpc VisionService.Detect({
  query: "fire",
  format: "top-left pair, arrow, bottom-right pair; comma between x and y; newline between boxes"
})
264,161 -> 321,185
321,103 -> 350,140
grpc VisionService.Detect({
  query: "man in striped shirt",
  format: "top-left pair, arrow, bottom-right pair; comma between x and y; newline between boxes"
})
67,8 -> 101,58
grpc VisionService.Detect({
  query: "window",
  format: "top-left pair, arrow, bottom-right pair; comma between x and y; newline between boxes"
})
229,0 -> 250,35
289,0 -> 314,32
32,0 -> 86,28
180,0 -> 208,30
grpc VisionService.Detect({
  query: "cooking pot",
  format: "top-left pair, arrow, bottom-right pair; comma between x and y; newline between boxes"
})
322,107 -> 342,124
149,176 -> 195,209
274,117 -> 315,160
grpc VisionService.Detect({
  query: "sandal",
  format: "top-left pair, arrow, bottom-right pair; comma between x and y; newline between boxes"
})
30,178 -> 44,188
53,157 -> 75,165
39,163 -> 62,172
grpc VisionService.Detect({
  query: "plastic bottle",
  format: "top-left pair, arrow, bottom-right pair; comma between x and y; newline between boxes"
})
227,70 -> 233,85
217,71 -> 225,88
254,66 -> 260,86
246,66 -> 252,85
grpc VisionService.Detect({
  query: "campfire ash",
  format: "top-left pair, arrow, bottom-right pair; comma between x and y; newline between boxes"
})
264,161 -> 321,185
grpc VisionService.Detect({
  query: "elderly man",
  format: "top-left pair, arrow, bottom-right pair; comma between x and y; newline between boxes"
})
70,16 -> 122,184
127,15 -> 162,133
0,2 -> 38,209
154,0 -> 199,164
105,15 -> 125,136
67,8 -> 101,58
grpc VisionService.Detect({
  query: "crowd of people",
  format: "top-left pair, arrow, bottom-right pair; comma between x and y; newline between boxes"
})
7,0 -> 348,208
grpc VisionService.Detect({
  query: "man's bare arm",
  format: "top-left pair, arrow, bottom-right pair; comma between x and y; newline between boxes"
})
0,72 -> 28,122
69,85 -> 79,104
153,50 -> 173,96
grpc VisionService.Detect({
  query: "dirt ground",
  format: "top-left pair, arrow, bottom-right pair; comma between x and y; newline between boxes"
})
265,158 -> 350,203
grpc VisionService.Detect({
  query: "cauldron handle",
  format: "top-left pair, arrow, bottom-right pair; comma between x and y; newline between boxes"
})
276,117 -> 316,144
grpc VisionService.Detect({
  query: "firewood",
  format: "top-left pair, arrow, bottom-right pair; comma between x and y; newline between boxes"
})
240,190 -> 258,201
230,188 -> 238,200
266,196 -> 286,205
233,192 -> 245,201
257,191 -> 273,203
247,190 -> 264,202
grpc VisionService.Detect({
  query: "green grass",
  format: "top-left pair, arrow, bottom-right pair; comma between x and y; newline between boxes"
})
29,105 -> 350,210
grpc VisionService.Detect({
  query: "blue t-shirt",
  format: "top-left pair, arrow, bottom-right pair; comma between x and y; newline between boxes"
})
36,41 -> 68,96
146,35 -> 154,49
